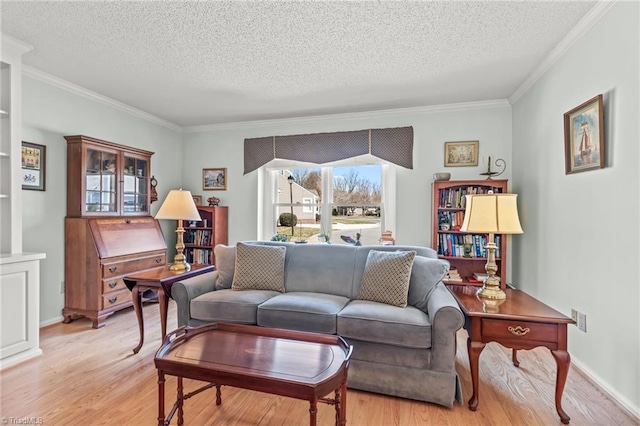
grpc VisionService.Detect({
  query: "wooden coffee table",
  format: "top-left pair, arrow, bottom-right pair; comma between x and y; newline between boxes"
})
448,285 -> 575,424
154,323 -> 352,426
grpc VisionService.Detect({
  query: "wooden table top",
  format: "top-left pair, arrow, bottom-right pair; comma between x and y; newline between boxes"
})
156,323 -> 352,387
447,285 -> 573,324
125,264 -> 214,284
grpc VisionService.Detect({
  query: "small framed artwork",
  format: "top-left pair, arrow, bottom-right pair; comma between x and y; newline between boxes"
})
564,94 -> 604,174
203,168 -> 227,190
444,141 -> 479,167
21,141 -> 46,191
192,195 -> 203,206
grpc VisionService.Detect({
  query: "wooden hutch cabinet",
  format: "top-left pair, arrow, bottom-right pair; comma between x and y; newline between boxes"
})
431,179 -> 509,288
63,135 -> 167,328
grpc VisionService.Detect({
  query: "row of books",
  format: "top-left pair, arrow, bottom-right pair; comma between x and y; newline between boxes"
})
185,248 -> 212,265
445,268 -> 462,282
438,210 -> 465,228
187,218 -> 209,227
437,186 -> 503,209
437,233 -> 501,258
184,229 -> 212,245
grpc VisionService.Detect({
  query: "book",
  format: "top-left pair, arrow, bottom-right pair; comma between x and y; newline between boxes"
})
473,272 -> 489,280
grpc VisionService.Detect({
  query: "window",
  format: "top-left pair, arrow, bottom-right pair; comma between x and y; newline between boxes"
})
264,163 -> 394,245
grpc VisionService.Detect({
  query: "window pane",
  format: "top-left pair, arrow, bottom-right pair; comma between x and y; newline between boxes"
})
272,165 -> 384,245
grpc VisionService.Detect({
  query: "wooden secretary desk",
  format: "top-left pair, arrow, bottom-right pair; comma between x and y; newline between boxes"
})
63,135 -> 167,328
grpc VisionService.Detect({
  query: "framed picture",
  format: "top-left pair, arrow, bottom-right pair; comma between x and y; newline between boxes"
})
444,141 -> 479,167
192,195 -> 203,206
21,141 -> 46,191
564,94 -> 604,174
203,168 -> 227,190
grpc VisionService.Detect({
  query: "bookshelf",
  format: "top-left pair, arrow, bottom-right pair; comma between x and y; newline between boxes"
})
181,206 -> 228,266
431,179 -> 508,288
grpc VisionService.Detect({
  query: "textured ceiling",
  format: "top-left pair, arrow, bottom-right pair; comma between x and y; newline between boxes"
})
1,1 -> 597,128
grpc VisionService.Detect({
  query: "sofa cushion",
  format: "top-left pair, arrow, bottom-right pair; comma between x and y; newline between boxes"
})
232,242 -> 286,292
407,256 -> 450,312
358,250 -> 416,307
213,244 -> 236,290
190,289 -> 279,324
257,292 -> 350,334
337,300 -> 432,349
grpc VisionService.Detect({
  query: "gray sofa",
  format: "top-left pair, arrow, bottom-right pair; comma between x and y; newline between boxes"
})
172,241 -> 464,407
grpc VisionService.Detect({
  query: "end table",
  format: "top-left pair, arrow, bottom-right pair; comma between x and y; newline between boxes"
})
124,264 -> 214,354
447,285 -> 575,424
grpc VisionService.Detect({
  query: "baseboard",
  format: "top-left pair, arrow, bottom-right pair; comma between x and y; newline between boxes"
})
40,316 -> 64,328
571,356 -> 640,421
0,348 -> 43,371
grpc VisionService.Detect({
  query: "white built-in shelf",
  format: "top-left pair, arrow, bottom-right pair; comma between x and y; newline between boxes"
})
0,110 -> 8,117
0,194 -> 9,199
0,152 -> 9,158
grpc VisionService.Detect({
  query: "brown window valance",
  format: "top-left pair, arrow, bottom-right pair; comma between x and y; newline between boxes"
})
243,126 -> 413,174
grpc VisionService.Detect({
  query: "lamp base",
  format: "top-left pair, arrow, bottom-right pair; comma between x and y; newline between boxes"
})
168,261 -> 191,272
476,284 -> 506,300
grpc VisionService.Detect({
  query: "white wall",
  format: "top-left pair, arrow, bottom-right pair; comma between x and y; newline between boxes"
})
21,75 -> 183,325
182,103 -> 512,247
512,2 -> 639,413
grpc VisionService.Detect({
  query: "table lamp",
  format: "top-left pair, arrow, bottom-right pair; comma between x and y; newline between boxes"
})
460,192 -> 523,300
155,189 -> 202,271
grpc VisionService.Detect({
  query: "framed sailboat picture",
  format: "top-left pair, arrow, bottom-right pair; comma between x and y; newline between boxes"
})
564,94 -> 604,174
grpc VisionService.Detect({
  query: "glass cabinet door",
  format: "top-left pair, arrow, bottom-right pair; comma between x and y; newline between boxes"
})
123,155 -> 148,213
85,148 -> 117,213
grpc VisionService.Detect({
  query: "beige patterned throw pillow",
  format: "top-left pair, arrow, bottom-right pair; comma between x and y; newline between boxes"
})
231,243 -> 286,292
358,250 -> 417,307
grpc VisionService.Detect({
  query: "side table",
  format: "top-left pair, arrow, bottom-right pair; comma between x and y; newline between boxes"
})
447,285 -> 575,424
124,264 -> 214,354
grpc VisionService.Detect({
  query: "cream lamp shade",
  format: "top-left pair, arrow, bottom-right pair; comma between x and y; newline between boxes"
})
460,193 -> 523,235
155,189 -> 202,221
155,189 -> 201,271
460,193 -> 523,300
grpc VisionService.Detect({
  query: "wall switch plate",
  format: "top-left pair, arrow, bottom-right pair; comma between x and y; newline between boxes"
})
60,281 -> 65,294
571,309 -> 578,323
577,311 -> 587,332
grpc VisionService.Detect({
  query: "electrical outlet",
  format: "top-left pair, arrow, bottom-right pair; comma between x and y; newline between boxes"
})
577,312 -> 587,333
60,281 -> 65,294
571,309 -> 577,323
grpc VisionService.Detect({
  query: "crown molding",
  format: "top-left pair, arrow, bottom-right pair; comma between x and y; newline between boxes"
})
183,99 -> 511,133
1,33 -> 33,56
509,1 -> 617,104
22,66 -> 182,132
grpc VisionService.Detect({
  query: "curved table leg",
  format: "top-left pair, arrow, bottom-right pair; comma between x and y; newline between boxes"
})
132,285 -> 144,354
158,288 -> 169,339
467,338 -> 486,411
512,349 -> 520,367
551,349 -> 571,424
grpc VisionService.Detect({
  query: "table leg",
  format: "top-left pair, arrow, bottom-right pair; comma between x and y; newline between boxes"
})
216,384 -> 222,406
339,380 -> 347,426
512,349 -> 520,367
177,376 -> 184,425
467,338 -> 486,411
309,398 -> 318,426
132,285 -> 144,354
157,370 -> 165,426
551,349 -> 571,424
158,288 -> 169,339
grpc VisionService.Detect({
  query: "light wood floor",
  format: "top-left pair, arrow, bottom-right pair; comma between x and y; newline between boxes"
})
0,301 -> 636,426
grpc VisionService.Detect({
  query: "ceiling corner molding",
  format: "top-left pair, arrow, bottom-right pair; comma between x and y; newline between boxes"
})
183,99 -> 510,133
1,33 -> 33,55
509,0 -> 617,105
22,66 -> 182,132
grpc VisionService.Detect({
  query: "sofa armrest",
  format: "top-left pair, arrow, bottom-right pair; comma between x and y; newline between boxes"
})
426,282 -> 464,372
171,271 -> 218,327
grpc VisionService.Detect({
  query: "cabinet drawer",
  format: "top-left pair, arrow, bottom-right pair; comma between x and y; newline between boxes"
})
103,254 -> 166,278
482,319 -> 557,342
102,278 -> 127,293
102,289 -> 131,310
